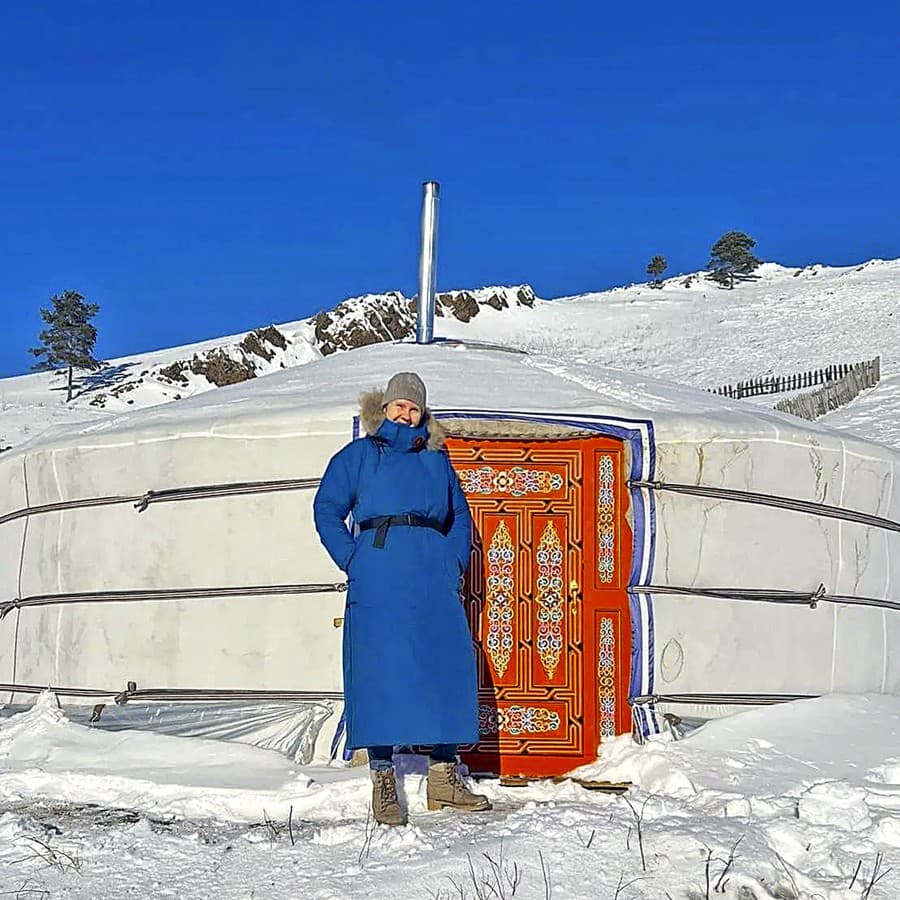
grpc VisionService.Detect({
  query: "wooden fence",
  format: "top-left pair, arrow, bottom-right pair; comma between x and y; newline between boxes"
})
710,357 -> 880,400
774,357 -> 881,420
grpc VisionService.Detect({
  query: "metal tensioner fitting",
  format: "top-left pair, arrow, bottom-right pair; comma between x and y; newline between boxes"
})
809,583 -> 827,609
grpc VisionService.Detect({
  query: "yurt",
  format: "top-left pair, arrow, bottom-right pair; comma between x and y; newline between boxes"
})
2,338 -> 899,777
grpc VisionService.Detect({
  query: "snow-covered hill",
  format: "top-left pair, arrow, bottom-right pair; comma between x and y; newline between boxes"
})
455,260 -> 898,388
0,285 -> 537,450
1,260 -> 898,451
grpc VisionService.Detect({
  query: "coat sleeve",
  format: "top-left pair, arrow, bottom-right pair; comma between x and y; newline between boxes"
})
445,457 -> 473,574
313,441 -> 362,572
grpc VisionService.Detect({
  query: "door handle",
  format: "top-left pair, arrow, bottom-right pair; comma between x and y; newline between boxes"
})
570,578 -> 580,617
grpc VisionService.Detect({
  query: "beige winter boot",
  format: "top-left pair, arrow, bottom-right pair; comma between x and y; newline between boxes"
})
371,768 -> 407,827
427,761 -> 492,812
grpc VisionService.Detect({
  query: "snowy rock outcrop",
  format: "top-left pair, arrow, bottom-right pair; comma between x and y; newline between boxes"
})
311,284 -> 537,356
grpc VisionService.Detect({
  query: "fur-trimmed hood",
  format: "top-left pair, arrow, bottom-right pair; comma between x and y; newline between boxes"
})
359,390 -> 447,451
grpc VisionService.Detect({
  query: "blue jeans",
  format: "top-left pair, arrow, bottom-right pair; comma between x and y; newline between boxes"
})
368,744 -> 458,772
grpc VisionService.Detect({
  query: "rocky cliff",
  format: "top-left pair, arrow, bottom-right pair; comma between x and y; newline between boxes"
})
312,284 -> 536,355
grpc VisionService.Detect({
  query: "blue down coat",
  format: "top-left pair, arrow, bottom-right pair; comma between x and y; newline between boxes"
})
313,393 -> 478,750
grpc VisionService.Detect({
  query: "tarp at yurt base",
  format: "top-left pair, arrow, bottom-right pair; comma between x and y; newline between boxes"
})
1,340 -> 899,776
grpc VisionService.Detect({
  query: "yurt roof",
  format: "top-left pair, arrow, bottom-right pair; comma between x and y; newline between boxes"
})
13,341 -> 897,461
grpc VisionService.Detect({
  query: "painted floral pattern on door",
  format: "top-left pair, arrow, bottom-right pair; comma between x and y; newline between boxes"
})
535,521 -> 564,679
598,616 -> 617,739
479,705 -> 561,735
597,455 -> 616,583
459,465 -> 563,497
484,520 -> 515,677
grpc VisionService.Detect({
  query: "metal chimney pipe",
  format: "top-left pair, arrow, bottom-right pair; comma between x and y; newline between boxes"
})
416,181 -> 440,344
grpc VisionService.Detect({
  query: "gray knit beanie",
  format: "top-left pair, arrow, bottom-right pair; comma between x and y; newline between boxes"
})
382,372 -> 427,410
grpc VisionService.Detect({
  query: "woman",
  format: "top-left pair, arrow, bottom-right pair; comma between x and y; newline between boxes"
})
313,372 -> 490,826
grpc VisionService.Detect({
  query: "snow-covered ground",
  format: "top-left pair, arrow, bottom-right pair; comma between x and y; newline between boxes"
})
823,374 -> 900,449
3,693 -> 900,898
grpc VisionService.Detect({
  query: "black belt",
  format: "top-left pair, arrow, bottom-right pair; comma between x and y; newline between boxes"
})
358,514 -> 446,549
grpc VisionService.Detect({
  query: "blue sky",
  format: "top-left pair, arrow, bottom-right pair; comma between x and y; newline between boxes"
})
2,1 -> 898,377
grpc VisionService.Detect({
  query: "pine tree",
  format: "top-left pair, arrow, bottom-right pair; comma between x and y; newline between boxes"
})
29,290 -> 102,402
706,231 -> 761,289
646,255 -> 667,288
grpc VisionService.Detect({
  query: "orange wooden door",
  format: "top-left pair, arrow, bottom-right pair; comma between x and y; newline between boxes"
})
446,436 -> 633,777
